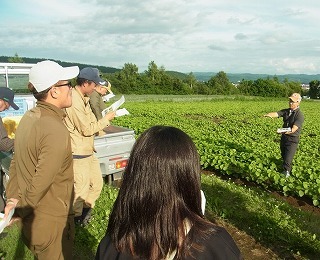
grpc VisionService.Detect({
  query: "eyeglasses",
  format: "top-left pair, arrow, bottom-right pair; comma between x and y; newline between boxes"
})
289,101 -> 298,104
55,82 -> 72,88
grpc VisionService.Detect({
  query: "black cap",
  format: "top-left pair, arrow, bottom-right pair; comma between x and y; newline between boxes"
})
0,87 -> 19,110
78,67 -> 106,85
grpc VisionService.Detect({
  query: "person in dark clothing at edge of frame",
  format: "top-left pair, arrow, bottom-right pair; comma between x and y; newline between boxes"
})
95,125 -> 242,260
0,87 -> 19,212
264,93 -> 304,178
3,60 -> 79,260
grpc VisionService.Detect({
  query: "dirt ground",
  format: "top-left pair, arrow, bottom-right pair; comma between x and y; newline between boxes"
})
217,219 -> 279,260
209,173 -> 320,260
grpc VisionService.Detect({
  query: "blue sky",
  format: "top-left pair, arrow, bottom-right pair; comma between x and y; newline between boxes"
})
1,0 -> 320,74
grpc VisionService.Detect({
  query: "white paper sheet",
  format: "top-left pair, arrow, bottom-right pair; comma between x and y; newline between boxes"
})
115,108 -> 130,117
277,127 -> 291,133
101,95 -> 127,117
0,208 -> 15,233
102,93 -> 115,102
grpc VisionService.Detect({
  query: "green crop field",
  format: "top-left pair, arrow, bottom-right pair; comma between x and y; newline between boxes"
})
114,95 -> 320,205
1,95 -> 319,259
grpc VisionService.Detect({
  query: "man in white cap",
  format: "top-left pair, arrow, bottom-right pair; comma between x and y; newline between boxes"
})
4,60 -> 79,259
64,67 -> 115,226
264,93 -> 304,177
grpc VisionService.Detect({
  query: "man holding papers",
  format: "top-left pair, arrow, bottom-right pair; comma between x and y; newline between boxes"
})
89,79 -> 112,120
64,67 -> 116,226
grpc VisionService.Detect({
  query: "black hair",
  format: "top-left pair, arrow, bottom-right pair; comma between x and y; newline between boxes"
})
76,78 -> 94,86
28,83 -> 49,101
107,125 -> 215,259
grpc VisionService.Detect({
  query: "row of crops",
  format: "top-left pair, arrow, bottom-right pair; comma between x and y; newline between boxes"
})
114,96 -> 320,206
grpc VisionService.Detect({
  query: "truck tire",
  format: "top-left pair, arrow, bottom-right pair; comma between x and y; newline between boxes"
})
105,174 -> 113,185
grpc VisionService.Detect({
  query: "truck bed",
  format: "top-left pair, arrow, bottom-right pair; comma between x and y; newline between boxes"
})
94,125 -> 135,178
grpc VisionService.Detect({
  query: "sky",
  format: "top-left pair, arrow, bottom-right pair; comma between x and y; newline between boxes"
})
1,0 -> 320,74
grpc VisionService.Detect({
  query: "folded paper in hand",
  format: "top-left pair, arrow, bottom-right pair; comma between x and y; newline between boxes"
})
277,127 -> 291,133
102,93 -> 115,102
115,108 -> 129,117
0,208 -> 15,233
101,95 -> 129,117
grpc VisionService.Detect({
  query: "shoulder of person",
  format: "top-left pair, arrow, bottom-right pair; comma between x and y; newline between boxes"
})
192,225 -> 242,259
95,235 -> 132,260
277,108 -> 288,115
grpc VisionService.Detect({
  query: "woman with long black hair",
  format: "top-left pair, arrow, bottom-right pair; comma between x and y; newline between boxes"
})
96,125 -> 242,259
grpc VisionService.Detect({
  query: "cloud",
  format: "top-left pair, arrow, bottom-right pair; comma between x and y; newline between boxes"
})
208,44 -> 227,51
234,33 -> 248,40
258,31 -> 292,45
282,7 -> 306,17
270,58 -> 319,74
1,0 -> 320,74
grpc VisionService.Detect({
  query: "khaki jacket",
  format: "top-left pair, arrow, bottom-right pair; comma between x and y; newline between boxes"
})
64,87 -> 110,155
89,90 -> 106,120
6,101 -> 74,218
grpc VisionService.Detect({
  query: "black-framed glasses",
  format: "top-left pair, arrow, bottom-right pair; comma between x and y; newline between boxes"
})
55,82 -> 72,88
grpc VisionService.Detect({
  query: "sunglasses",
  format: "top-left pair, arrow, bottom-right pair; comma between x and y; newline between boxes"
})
55,82 -> 72,88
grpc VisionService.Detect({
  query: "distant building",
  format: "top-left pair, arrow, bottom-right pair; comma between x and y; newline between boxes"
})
301,84 -> 310,91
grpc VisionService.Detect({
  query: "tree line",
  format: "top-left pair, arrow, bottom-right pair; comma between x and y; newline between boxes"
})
2,54 -> 320,98
105,61 -> 319,98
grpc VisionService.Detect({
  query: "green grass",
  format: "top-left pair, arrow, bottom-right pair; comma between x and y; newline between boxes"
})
201,173 -> 320,259
1,174 -> 319,259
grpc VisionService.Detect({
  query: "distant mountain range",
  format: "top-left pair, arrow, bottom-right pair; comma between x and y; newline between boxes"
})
1,56 -> 319,83
193,72 -> 320,84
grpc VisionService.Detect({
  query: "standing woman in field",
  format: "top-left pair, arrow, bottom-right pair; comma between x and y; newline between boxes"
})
96,125 -> 242,259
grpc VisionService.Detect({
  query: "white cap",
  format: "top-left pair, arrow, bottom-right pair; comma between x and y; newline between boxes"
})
289,93 -> 302,103
29,60 -> 79,92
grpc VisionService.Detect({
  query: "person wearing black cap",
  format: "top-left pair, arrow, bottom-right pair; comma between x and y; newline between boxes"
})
0,87 -> 19,152
264,93 -> 304,177
0,87 -> 19,212
64,67 -> 116,226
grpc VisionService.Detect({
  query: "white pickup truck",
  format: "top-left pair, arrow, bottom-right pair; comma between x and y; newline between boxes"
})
0,62 -> 135,193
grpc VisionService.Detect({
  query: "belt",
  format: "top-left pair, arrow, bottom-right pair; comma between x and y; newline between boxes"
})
73,154 -> 92,159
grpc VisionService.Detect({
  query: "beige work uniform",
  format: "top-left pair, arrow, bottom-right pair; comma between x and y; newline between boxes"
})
64,87 -> 110,217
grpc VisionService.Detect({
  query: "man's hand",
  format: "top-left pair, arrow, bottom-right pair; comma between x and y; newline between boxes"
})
264,112 -> 278,118
104,111 -> 116,121
1,198 -> 18,227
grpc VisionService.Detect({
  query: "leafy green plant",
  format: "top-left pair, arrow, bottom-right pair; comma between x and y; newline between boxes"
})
115,97 -> 320,205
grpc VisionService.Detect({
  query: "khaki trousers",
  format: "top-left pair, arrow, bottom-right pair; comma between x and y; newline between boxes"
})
73,155 -> 103,217
22,213 -> 74,260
